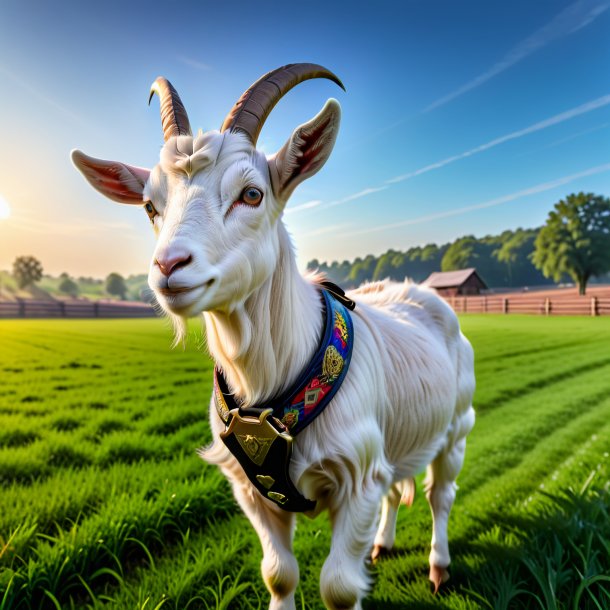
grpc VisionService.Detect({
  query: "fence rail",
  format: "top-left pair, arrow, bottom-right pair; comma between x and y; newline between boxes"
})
2,295 -> 609,320
446,295 -> 610,316
0,299 -> 157,319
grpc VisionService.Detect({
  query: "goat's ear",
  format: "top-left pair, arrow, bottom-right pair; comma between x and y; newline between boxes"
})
71,150 -> 150,205
268,98 -> 341,205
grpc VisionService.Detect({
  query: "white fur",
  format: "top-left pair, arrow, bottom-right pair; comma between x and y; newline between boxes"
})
202,247 -> 475,609
72,99 -> 475,610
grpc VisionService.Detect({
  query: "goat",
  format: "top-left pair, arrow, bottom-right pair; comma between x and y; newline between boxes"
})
72,64 -> 476,610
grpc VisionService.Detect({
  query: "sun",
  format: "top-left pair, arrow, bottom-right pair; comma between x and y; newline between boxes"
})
0,195 -> 11,219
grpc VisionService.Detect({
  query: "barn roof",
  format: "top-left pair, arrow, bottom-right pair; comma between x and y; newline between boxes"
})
423,268 -> 486,289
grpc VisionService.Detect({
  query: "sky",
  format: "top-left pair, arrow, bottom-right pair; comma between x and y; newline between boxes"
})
0,0 -> 609,278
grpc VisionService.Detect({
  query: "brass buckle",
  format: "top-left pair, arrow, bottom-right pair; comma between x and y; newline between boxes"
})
220,408 -> 292,466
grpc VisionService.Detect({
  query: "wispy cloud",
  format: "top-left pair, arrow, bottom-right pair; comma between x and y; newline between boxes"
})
177,55 -> 212,71
301,222 -> 353,238
289,186 -> 389,216
343,163 -> 610,237
513,122 -> 610,158
320,186 -> 388,210
288,94 -> 610,216
424,0 -> 610,113
387,94 -> 610,184
285,200 -> 323,214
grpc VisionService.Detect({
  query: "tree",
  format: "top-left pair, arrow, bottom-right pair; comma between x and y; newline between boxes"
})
441,236 -> 502,286
348,254 -> 376,286
373,250 -> 398,281
492,228 -> 550,288
12,256 -> 43,289
441,236 -> 478,271
532,193 -> 610,295
59,277 -> 79,298
410,244 -> 447,282
106,273 -> 128,300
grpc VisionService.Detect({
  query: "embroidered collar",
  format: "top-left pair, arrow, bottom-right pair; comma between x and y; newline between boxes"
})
213,284 -> 355,511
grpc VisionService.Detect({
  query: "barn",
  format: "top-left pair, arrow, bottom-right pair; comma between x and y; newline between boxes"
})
423,268 -> 487,296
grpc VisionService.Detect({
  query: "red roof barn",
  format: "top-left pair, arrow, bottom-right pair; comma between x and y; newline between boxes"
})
423,268 -> 487,297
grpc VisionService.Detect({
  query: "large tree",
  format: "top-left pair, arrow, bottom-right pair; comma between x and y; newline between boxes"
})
532,192 -> 610,295
106,272 -> 128,300
12,256 -> 43,289
59,276 -> 79,298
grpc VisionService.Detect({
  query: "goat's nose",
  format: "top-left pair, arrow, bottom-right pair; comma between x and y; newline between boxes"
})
155,252 -> 192,277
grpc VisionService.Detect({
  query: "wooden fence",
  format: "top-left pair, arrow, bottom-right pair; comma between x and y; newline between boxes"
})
446,295 -> 610,316
0,299 -> 157,319
2,295 -> 609,320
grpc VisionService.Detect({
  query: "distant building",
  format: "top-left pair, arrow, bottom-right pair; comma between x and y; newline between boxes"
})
423,268 -> 487,296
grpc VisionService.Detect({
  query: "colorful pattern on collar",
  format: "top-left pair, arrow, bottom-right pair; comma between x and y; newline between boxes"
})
214,288 -> 354,436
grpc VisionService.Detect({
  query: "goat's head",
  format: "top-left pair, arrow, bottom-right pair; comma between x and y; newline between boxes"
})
72,64 -> 343,323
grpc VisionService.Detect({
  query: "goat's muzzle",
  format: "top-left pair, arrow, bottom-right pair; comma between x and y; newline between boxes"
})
155,252 -> 193,277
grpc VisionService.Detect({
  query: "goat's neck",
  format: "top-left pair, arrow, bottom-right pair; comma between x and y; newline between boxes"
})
204,224 -> 323,406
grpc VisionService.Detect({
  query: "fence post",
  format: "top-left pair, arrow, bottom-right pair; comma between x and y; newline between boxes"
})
464,297 -> 467,313
94,302 -> 99,317
591,296 -> 598,317
545,298 -> 551,316
502,298 -> 508,314
18,299 -> 25,318
484,296 -> 488,313
59,301 -> 66,317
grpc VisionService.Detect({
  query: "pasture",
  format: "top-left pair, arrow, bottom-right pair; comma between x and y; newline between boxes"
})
0,316 -> 609,609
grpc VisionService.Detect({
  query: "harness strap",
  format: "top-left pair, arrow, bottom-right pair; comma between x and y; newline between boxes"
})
220,407 -> 316,511
318,279 -> 356,311
213,287 -> 355,511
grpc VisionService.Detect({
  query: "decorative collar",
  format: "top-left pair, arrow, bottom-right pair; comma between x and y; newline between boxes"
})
212,284 -> 355,512
214,285 -> 354,435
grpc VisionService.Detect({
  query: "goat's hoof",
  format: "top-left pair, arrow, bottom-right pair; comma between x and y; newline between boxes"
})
401,477 -> 416,507
371,544 -> 391,563
429,564 -> 450,594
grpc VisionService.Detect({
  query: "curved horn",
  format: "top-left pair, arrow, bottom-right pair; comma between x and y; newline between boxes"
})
220,63 -> 344,144
148,77 -> 192,141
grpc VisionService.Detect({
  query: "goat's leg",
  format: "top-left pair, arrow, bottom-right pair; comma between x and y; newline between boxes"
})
371,477 -> 415,561
320,476 -> 386,610
232,482 -> 298,610
424,405 -> 475,592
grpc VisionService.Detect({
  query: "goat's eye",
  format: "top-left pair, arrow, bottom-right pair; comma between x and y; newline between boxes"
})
144,201 -> 158,223
240,187 -> 263,206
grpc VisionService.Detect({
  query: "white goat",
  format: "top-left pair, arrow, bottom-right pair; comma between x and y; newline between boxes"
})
72,64 -> 475,610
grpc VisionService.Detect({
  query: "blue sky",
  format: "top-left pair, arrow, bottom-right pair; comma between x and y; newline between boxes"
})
0,0 -> 608,276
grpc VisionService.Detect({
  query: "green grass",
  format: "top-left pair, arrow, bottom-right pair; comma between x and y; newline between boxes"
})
0,316 -> 609,609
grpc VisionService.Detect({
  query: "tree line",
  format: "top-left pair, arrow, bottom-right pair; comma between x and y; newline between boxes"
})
4,257 -> 148,302
306,227 -> 549,288
308,193 -> 610,294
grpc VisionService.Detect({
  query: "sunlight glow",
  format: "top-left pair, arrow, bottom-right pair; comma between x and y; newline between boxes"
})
0,195 -> 11,219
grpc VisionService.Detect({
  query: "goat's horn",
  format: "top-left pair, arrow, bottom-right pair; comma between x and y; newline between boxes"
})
148,77 -> 192,141
220,63 -> 345,145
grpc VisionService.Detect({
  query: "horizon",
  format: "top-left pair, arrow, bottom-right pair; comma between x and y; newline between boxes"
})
0,0 -> 609,277
0,219 -> 554,280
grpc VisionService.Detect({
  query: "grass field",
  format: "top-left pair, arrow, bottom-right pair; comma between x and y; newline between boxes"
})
1,316 -> 609,609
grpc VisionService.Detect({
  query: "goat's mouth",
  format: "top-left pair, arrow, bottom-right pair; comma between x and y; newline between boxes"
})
154,279 -> 218,316
157,286 -> 196,296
